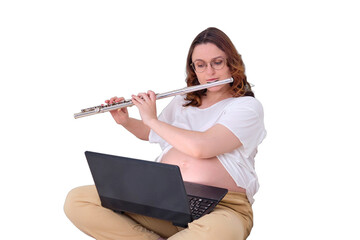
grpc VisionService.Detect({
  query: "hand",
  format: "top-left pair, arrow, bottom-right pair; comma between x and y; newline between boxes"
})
131,90 -> 157,126
105,96 -> 130,125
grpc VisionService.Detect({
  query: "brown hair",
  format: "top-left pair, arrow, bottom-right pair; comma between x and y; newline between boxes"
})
184,27 -> 254,107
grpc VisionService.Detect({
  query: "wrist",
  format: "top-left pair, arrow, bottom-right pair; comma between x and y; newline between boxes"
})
145,118 -> 158,128
120,118 -> 132,128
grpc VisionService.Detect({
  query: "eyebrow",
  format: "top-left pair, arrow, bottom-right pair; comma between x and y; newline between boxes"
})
193,56 -> 225,62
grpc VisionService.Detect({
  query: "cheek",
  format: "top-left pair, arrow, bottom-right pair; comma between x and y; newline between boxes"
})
195,72 -> 205,82
223,66 -> 232,77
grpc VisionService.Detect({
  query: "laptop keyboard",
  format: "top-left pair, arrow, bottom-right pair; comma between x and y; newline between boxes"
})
188,196 -> 215,219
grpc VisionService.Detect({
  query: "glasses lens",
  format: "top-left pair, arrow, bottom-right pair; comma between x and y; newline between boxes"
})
193,60 -> 206,73
210,57 -> 225,70
191,57 -> 226,73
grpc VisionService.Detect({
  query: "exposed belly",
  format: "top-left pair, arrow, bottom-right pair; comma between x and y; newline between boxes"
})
161,148 -> 246,193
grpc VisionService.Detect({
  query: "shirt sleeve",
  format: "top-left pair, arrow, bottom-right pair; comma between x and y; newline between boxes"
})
216,98 -> 266,158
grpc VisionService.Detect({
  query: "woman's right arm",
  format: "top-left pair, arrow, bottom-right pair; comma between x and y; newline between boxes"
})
106,97 -> 150,141
120,117 -> 150,141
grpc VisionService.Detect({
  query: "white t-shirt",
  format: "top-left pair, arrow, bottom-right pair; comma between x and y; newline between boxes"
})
149,95 -> 266,204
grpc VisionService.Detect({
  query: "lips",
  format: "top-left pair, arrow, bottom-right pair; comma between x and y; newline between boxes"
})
206,78 -> 219,83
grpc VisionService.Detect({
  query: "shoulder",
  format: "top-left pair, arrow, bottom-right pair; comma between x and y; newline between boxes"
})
226,97 -> 264,114
160,95 -> 188,118
168,95 -> 193,110
174,95 -> 188,105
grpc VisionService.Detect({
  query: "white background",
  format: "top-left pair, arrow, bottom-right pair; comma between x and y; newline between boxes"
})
1,0 -> 359,239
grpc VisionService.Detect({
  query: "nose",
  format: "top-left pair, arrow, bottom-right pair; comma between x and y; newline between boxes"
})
205,63 -> 216,75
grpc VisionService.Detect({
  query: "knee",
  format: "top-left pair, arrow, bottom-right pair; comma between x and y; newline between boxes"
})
64,185 -> 96,222
64,186 -> 80,221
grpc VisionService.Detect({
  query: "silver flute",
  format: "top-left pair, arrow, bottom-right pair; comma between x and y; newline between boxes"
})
74,78 -> 233,119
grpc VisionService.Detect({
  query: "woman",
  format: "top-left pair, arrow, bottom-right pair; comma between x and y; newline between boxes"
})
64,27 -> 266,240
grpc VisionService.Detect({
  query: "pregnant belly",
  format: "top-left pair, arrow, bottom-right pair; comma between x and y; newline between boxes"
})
160,148 -> 246,193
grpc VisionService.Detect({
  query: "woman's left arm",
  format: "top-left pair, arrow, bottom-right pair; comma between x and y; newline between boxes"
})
132,91 -> 242,159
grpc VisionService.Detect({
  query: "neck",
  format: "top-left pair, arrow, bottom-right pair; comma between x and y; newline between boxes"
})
200,87 -> 233,108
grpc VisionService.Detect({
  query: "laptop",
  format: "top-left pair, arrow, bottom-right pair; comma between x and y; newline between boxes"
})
85,151 -> 228,227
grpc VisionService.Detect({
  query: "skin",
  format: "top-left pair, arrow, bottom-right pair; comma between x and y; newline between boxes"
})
106,43 -> 246,193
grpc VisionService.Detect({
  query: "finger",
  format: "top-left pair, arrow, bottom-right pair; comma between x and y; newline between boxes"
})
105,97 -> 115,104
137,92 -> 147,98
131,95 -> 143,104
121,107 -> 128,114
109,96 -> 118,104
138,92 -> 150,102
115,97 -> 125,103
147,90 -> 156,101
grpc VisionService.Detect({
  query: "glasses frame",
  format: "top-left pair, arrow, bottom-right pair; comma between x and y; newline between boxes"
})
191,57 -> 227,73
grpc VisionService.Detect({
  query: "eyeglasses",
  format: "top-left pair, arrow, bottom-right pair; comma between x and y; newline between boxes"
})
191,57 -> 226,73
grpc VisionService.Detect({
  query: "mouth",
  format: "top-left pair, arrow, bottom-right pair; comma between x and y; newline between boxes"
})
206,78 -> 219,83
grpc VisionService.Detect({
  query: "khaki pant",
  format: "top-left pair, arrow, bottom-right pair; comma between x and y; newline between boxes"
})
64,185 -> 253,240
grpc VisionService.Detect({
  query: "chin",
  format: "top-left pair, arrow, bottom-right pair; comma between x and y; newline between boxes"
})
207,86 -> 223,92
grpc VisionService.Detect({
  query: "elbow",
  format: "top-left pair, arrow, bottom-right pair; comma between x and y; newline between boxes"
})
139,135 -> 149,141
188,144 -> 214,159
189,150 -> 203,159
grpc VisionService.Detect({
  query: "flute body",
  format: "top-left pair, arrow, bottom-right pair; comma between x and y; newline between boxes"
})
74,78 -> 233,119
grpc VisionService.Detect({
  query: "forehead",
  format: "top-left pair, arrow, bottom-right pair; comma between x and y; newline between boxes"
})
192,43 -> 226,61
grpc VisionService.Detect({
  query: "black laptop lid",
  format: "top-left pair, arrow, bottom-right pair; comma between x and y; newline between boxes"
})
85,151 -> 192,224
